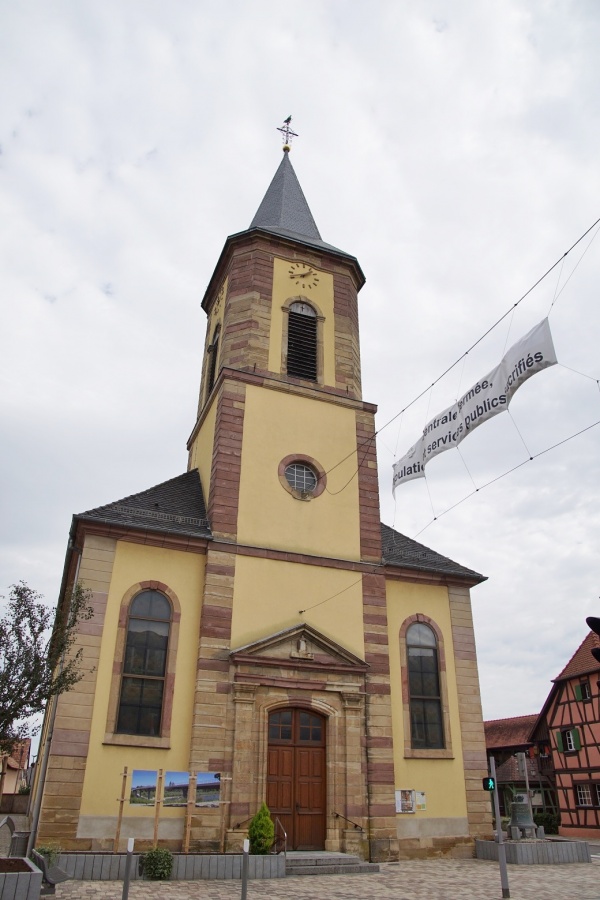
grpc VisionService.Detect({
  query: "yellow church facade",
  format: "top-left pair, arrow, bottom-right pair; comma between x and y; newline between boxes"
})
32,149 -> 491,861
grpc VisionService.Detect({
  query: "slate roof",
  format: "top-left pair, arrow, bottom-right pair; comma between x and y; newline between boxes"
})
381,523 -> 485,583
77,470 -> 211,539
77,476 -> 484,581
553,630 -> 600,682
247,151 -> 353,258
484,715 -> 538,749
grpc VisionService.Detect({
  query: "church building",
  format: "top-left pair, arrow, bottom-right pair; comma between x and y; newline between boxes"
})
32,141 -> 491,861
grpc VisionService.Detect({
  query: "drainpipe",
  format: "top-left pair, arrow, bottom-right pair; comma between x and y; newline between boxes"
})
27,532 -> 82,856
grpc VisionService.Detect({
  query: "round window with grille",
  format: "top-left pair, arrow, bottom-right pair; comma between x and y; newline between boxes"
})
284,462 -> 318,493
279,454 -> 326,500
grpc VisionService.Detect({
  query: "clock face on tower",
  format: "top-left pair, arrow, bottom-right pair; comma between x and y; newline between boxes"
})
288,262 -> 320,290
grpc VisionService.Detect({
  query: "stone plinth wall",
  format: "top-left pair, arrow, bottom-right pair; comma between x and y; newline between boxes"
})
57,852 -> 285,880
475,839 -> 591,865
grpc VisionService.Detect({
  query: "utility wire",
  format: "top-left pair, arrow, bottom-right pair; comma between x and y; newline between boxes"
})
297,415 -> 600,617
377,215 -> 600,438
321,215 -> 600,483
413,418 -> 600,539
299,576 -> 364,615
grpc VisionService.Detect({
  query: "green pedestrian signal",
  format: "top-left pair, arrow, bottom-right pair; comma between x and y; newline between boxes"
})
482,776 -> 496,791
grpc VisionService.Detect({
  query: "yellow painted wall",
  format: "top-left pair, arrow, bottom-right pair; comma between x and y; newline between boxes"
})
386,580 -> 468,821
230,555 -> 365,660
187,276 -> 227,484
80,540 -> 205,819
237,385 -> 361,559
188,395 -> 217,495
269,257 -> 335,386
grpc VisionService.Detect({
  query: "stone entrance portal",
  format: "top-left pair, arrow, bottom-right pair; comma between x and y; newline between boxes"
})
266,708 -> 326,850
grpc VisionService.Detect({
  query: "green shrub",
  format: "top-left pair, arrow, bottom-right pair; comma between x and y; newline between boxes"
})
141,846 -> 173,880
533,811 -> 560,834
35,844 -> 61,867
18,783 -> 31,795
248,802 -> 274,855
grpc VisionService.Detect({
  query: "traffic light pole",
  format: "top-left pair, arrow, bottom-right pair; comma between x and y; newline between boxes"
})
490,756 -> 510,899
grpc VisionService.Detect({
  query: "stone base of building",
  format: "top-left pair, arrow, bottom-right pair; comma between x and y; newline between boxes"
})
398,836 -> 475,860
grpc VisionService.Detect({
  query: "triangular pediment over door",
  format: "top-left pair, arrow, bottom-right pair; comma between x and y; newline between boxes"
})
230,623 -> 368,675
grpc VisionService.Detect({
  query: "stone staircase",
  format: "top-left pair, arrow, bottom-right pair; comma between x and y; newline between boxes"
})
285,851 -> 379,877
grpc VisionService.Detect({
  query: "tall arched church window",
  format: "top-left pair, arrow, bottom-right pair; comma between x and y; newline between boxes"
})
406,622 -> 444,749
116,590 -> 171,737
287,301 -> 317,381
207,324 -> 221,396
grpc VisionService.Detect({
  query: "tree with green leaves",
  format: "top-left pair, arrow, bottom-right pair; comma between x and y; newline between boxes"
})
0,581 -> 93,757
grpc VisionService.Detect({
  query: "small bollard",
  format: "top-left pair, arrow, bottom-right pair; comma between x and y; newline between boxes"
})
241,837 -> 249,900
122,837 -> 135,900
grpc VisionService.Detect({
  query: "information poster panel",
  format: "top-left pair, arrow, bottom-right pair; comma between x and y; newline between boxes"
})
130,770 -> 158,806
195,772 -> 221,807
163,771 -> 190,807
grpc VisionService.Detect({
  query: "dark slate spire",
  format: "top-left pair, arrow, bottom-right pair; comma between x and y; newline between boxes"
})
249,151 -> 323,243
202,147 -> 366,304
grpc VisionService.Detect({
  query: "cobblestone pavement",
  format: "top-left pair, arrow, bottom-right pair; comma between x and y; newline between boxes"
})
55,857 -> 600,900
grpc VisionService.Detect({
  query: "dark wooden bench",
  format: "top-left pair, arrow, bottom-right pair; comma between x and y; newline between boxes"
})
30,849 -> 70,895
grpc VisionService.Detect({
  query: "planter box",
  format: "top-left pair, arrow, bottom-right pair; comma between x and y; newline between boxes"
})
58,852 -> 285,881
0,796 -> 29,816
475,839 -> 591,865
0,857 -> 42,900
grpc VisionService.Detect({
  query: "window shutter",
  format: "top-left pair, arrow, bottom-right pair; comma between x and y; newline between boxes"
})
573,728 -> 581,751
574,684 -> 582,701
555,730 -> 564,752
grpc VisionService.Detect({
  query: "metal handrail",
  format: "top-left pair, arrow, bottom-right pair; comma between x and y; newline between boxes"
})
273,817 -> 287,861
333,811 -> 364,831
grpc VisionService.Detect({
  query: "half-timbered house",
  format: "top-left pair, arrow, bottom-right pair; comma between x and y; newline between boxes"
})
538,630 -> 600,838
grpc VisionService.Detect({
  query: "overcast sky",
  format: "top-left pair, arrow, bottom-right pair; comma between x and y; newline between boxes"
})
1,0 -> 599,728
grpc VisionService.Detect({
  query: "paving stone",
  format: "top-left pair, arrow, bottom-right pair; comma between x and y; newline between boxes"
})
53,857 -> 600,900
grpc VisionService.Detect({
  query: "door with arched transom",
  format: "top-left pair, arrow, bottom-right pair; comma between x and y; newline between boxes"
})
266,708 -> 326,850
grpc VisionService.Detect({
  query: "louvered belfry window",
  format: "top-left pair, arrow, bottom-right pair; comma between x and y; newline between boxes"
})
207,324 -> 221,396
287,302 -> 317,381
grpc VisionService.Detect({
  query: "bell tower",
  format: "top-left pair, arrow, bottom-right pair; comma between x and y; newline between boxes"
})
187,145 -> 373,557
186,140 -> 399,859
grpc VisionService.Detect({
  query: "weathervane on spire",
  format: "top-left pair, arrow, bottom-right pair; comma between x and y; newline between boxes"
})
277,115 -> 298,152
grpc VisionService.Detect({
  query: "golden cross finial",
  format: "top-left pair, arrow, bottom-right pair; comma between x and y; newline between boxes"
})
277,115 -> 298,152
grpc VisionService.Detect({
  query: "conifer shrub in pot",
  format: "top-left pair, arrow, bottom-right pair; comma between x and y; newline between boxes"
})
248,802 -> 275,855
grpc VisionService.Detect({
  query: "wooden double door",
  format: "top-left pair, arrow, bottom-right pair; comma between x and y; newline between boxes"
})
266,708 -> 326,851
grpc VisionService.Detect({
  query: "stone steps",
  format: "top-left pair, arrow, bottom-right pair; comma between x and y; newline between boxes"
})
285,853 -> 379,877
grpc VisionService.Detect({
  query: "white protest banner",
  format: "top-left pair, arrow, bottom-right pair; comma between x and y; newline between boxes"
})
392,438 -> 426,493
392,318 -> 557,494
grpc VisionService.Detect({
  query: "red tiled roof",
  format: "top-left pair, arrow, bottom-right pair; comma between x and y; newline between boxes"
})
9,739 -> 30,770
484,715 -> 538,749
553,631 -> 600,682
